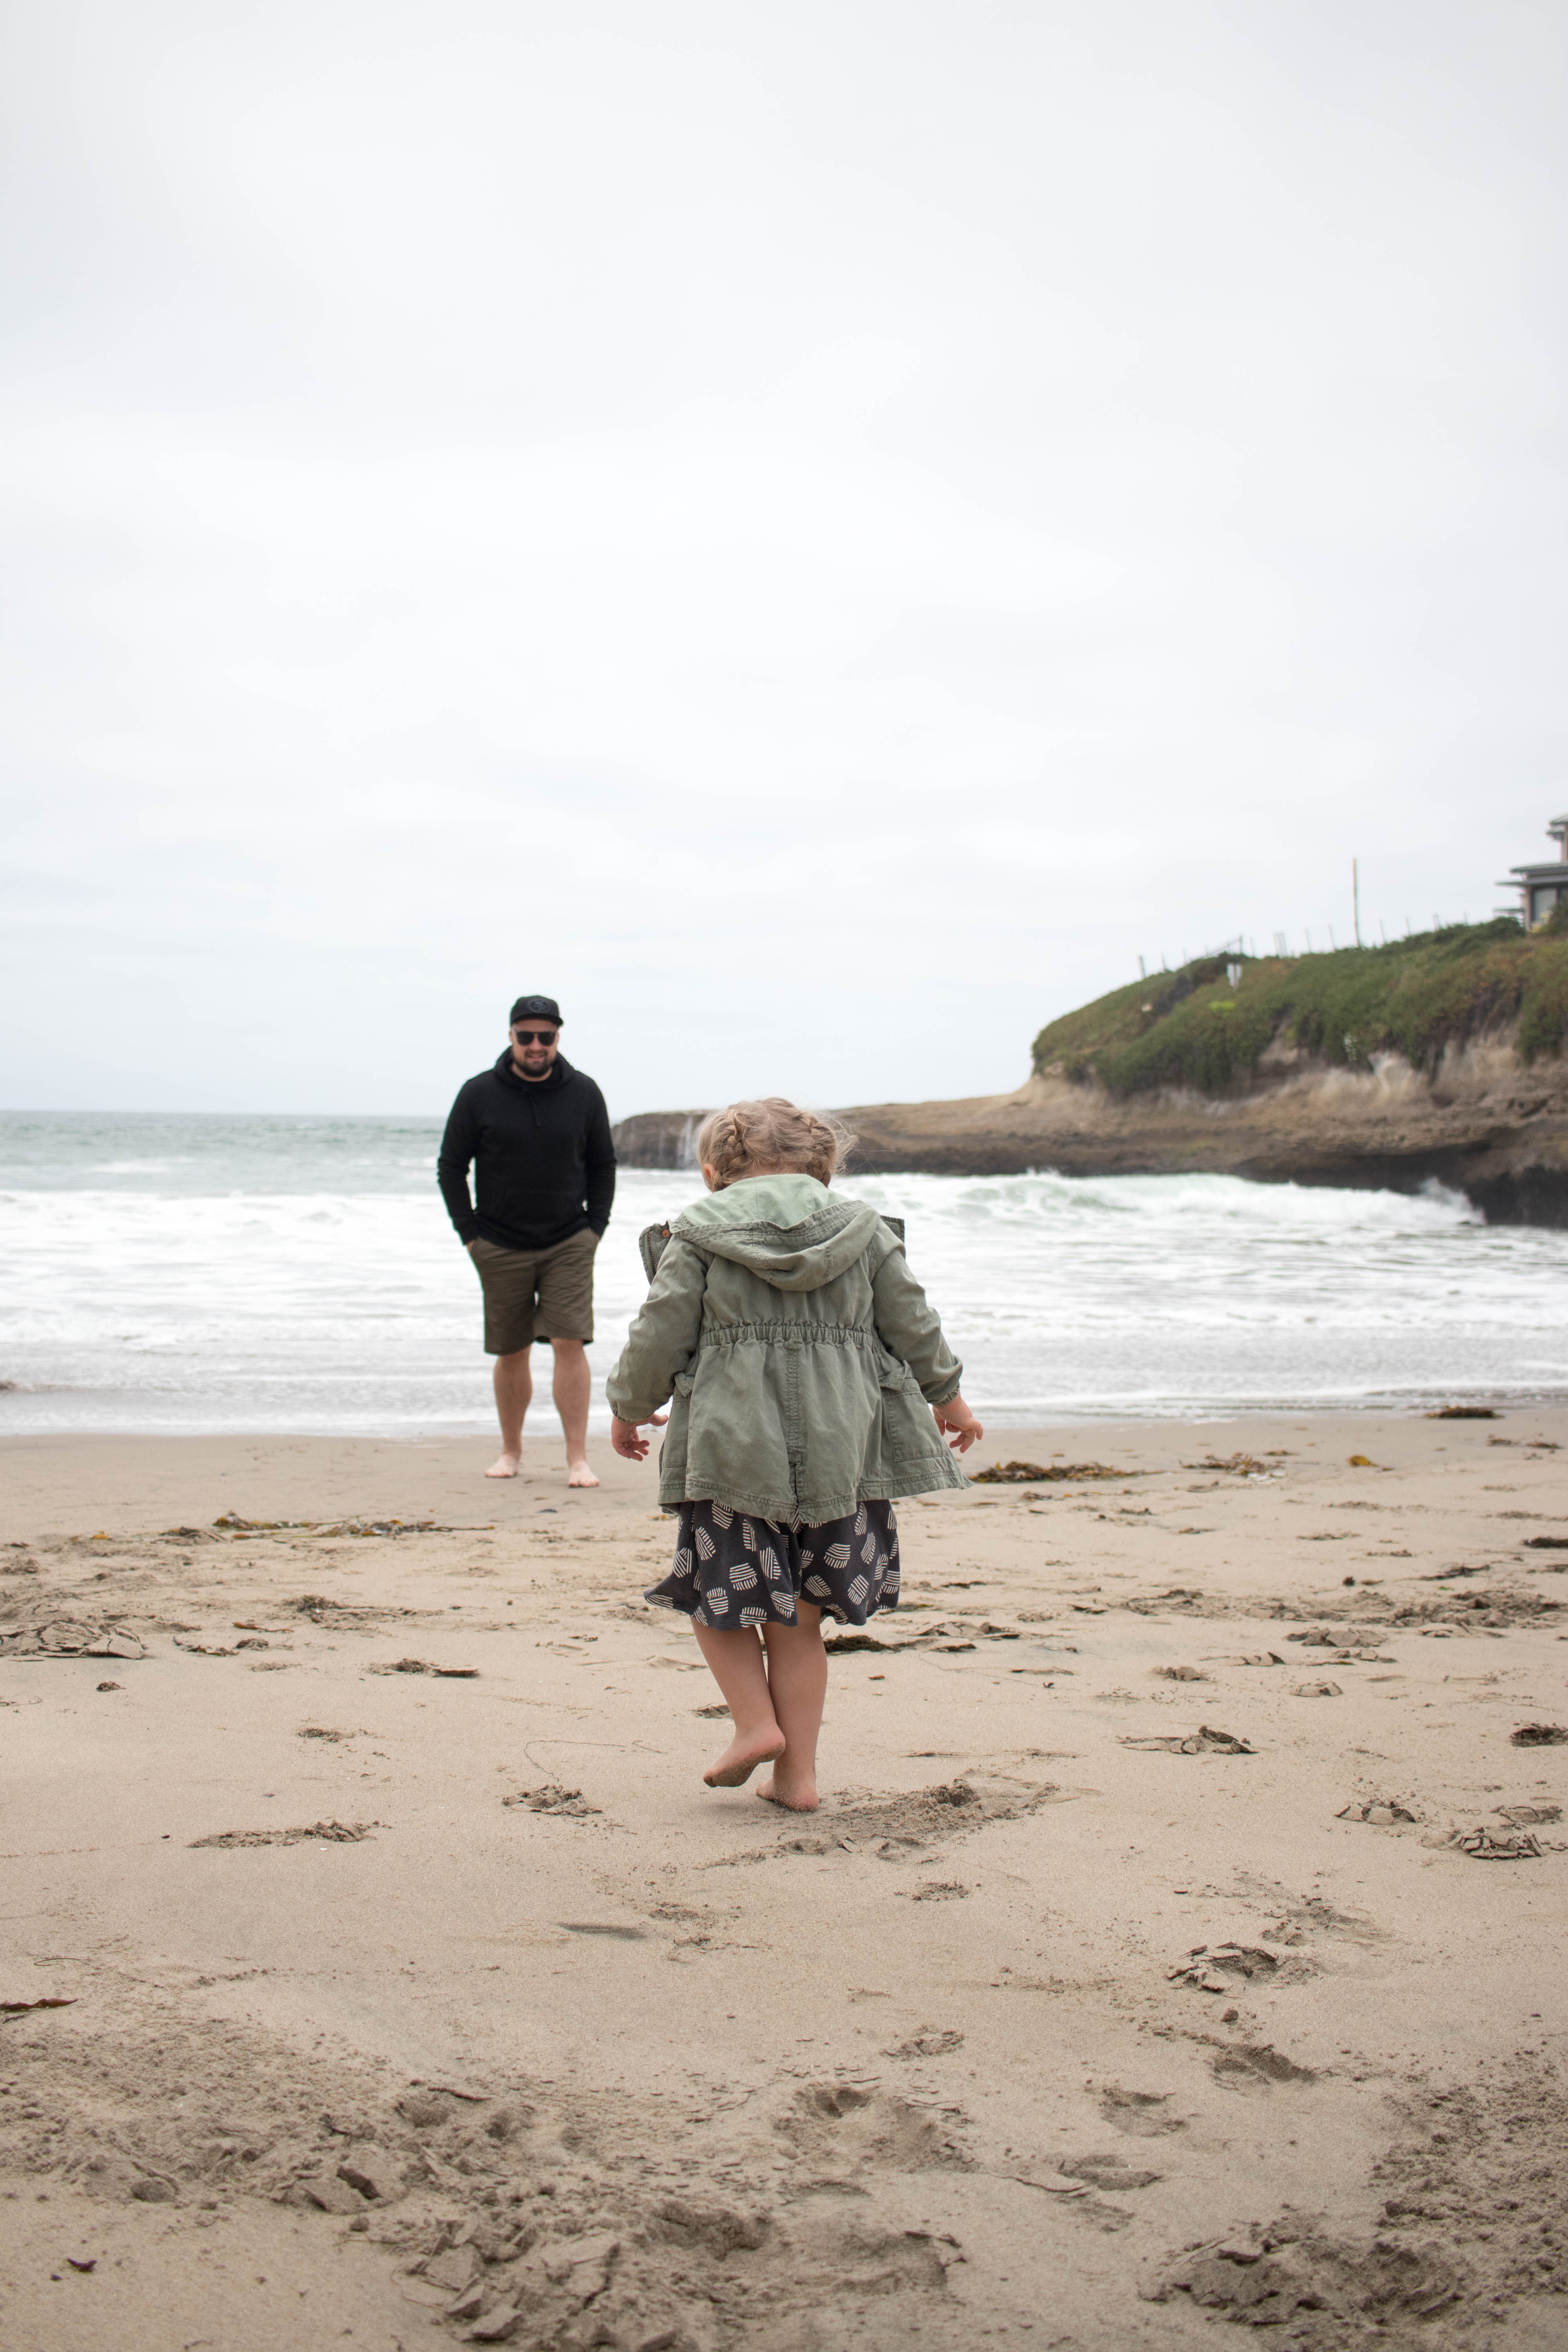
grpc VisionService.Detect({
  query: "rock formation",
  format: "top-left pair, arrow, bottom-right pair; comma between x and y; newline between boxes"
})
611,926 -> 1568,1224
612,1041 -> 1568,1223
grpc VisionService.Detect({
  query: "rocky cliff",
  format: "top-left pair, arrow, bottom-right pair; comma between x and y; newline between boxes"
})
839,1042 -> 1568,1221
611,926 -> 1568,1224
613,1048 -> 1568,1221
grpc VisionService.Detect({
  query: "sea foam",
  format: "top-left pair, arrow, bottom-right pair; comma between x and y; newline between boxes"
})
1,1113 -> 1565,1432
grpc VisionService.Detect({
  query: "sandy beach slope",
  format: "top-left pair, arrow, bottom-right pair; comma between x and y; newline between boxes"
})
2,1414 -> 1566,2350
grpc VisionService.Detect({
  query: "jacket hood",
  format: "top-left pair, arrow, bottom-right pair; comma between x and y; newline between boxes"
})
671,1173 -> 885,1292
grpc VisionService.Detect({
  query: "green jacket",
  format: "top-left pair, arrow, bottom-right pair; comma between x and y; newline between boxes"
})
605,1172 -> 969,1522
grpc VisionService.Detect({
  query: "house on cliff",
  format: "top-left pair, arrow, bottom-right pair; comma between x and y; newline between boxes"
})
1501,814 -> 1568,927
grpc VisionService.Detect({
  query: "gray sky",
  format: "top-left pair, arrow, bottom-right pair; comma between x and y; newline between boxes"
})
4,0 -> 1566,1120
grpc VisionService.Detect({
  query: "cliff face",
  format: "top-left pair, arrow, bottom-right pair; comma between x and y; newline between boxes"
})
611,1043 -> 1568,1224
1028,921 -> 1568,1102
610,1110 -> 711,1171
609,927 -> 1568,1223
833,1038 -> 1568,1223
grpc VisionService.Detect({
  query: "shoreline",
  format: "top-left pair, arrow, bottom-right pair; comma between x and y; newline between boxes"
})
7,1404 -> 1566,1517
9,1383 -> 1568,1456
5,1411 -> 1566,2347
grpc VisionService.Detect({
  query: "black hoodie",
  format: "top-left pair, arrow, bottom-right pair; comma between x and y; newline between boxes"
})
437,1051 -> 616,1252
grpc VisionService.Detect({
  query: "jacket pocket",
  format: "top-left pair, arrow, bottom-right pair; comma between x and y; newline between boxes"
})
880,1379 -> 945,1465
877,1350 -> 930,1444
659,1372 -> 695,1490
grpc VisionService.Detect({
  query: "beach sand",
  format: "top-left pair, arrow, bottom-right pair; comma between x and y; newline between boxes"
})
2,1412 -> 1565,2350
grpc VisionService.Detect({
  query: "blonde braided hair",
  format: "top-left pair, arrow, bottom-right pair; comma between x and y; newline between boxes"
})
695,1098 -> 853,1189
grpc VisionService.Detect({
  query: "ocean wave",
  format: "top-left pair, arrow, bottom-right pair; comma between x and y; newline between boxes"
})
1,1118 -> 1566,1431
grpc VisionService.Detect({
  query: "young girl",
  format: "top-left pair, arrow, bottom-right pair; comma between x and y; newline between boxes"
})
606,1099 -> 982,1811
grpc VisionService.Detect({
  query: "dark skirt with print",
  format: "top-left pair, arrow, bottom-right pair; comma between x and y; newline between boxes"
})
645,1500 -> 900,1629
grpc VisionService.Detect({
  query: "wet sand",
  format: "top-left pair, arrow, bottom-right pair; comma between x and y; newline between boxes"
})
2,1413 -> 1566,2350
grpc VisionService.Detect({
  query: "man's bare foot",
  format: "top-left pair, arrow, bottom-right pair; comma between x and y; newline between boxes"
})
485,1451 -> 521,1479
703,1726 -> 786,1788
566,1459 -> 600,1489
757,1764 -> 820,1812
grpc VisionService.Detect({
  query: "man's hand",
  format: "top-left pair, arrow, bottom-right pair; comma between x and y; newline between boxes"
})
611,1412 -> 668,1461
933,1392 -> 984,1453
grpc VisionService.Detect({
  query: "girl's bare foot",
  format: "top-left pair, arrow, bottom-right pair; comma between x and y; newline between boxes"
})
566,1459 -> 600,1488
757,1763 -> 819,1812
703,1726 -> 786,1788
485,1451 -> 520,1479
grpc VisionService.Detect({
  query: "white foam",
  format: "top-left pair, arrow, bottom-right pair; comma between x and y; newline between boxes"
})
1,1117 -> 1565,1431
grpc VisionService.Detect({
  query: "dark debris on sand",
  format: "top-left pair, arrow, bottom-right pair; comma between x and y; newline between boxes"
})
368,1657 -> 479,1677
190,1820 -> 378,1849
969,1457 -> 1139,1483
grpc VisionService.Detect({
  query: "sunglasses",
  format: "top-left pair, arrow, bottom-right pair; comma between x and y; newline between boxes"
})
512,1027 -> 558,1044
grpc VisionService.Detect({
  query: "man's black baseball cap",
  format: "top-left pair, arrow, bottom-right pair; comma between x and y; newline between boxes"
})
510,994 -> 562,1025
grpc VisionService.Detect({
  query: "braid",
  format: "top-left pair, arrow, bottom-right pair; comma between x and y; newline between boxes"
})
696,1098 -> 854,1189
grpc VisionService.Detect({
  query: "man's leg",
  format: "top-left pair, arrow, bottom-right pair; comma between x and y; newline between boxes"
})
550,1339 -> 598,1488
535,1230 -> 601,1487
488,1349 -> 533,1478
472,1238 -> 537,1479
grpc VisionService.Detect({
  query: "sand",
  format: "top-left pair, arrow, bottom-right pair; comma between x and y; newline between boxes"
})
2,1412 -> 1566,2350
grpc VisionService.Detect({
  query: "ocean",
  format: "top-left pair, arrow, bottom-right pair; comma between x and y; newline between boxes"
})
2,1110 -> 1566,1436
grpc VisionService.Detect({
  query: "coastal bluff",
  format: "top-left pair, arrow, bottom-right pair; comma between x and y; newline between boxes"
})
611,926 -> 1568,1225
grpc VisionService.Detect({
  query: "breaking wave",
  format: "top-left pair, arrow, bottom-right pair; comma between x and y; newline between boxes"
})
1,1114 -> 1565,1431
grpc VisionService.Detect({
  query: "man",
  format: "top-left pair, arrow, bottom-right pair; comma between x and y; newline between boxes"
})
438,995 -> 616,1486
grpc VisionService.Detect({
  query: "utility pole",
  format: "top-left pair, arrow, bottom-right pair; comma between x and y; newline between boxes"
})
1353,858 -> 1362,947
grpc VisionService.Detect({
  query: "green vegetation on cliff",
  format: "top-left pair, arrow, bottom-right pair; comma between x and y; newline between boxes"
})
1031,918 -> 1568,1099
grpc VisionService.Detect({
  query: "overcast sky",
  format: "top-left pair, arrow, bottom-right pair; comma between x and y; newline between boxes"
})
4,0 -> 1566,1122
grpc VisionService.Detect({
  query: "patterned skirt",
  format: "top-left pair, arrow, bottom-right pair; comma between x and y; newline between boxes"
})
645,1499 -> 900,1629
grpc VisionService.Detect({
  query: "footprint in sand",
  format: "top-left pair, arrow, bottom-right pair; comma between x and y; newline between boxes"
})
1098,2087 -> 1186,2138
1061,2152 -> 1164,2190
1211,2043 -> 1318,2089
884,2027 -> 965,2058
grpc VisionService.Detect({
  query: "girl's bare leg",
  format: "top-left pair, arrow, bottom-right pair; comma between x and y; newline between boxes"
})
692,1624 -> 786,1787
756,1607 -> 826,1812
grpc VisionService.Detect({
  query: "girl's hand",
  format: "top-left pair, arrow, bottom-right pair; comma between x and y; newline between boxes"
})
611,1412 -> 667,1461
933,1393 -> 984,1453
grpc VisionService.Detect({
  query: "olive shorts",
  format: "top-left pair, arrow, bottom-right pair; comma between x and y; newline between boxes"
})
469,1228 -> 598,1354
